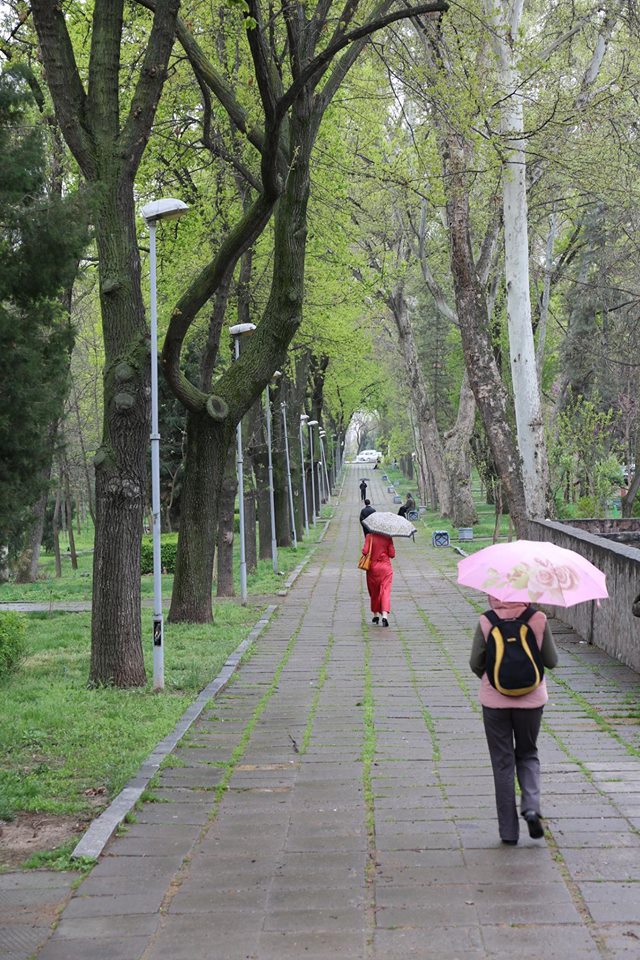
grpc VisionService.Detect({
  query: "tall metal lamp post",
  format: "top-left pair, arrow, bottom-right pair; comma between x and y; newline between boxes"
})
299,414 -> 310,537
281,402 -> 298,549
319,429 -> 331,504
307,420 -> 319,524
265,371 -> 282,573
141,197 -> 189,692
330,434 -> 337,488
229,322 -> 256,603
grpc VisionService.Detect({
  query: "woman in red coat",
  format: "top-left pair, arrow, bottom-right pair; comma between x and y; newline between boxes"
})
362,532 -> 395,627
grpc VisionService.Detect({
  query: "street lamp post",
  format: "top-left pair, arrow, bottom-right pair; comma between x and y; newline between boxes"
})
141,197 -> 189,692
229,322 -> 256,603
319,430 -> 331,504
265,372 -> 281,573
330,434 -> 337,488
281,402 -> 297,549
299,414 -> 310,537
307,420 -> 319,525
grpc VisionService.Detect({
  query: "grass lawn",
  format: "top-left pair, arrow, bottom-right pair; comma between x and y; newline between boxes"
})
0,605 -> 259,822
0,513 -> 328,866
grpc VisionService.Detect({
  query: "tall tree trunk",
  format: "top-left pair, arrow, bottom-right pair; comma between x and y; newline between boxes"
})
31,0 -> 180,687
272,385 -> 291,547
444,374 -> 478,527
89,177 -> 147,684
244,483 -> 257,574
52,484 -> 62,579
483,0 -> 548,518
444,133 -> 528,535
171,412 -> 233,620
64,467 -> 78,570
216,445 -> 237,597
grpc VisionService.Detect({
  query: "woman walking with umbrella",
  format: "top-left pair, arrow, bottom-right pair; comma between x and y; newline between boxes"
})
362,530 -> 395,627
459,539 -> 608,845
360,512 -> 417,627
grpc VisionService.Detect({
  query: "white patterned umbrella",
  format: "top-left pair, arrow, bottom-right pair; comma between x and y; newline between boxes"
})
362,511 -> 417,538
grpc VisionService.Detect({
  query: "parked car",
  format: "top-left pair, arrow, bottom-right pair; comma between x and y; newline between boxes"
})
355,449 -> 382,463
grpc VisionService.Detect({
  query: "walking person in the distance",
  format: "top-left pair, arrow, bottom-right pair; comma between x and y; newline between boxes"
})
359,498 -> 375,535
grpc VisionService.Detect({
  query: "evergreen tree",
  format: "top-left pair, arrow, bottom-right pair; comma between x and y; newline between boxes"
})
0,66 -> 85,555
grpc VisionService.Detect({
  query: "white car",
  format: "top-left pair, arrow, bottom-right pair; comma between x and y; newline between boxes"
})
355,450 -> 382,463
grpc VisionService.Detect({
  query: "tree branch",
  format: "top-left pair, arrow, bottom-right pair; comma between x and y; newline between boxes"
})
162,192 -> 277,414
134,0 -> 266,155
276,0 -> 449,119
30,0 -> 95,176
88,2 -> 124,145
119,0 -> 180,173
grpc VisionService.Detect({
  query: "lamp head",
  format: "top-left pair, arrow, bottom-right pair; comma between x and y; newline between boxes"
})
229,323 -> 256,338
141,198 -> 189,223
300,413 -> 310,422
307,420 -> 319,427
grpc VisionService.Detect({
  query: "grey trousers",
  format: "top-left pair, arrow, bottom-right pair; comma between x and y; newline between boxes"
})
482,705 -> 543,843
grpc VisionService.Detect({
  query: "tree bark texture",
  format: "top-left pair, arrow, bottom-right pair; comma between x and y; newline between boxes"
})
89,177 -> 148,685
216,444 -> 237,597
244,485 -> 257,574
443,134 -> 528,536
170,411 -> 233,621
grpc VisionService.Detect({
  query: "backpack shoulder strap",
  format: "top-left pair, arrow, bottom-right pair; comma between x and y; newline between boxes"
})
483,609 -> 500,627
518,606 -> 535,624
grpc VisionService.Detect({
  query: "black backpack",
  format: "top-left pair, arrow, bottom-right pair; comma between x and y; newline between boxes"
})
484,606 -> 544,697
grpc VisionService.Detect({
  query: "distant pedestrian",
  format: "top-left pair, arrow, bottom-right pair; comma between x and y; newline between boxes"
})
360,499 -> 376,535
361,531 -> 395,627
359,478 -> 368,502
469,596 -> 558,845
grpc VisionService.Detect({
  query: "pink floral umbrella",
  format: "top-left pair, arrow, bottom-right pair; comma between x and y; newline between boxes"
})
457,540 -> 608,607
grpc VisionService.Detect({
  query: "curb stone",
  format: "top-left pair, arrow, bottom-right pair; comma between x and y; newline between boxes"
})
71,603 -> 278,861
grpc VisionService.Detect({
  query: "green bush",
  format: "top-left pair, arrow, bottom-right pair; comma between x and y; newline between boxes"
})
140,534 -> 179,575
0,612 -> 27,681
576,496 -> 596,518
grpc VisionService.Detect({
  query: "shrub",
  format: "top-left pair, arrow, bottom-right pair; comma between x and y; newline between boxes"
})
0,612 -> 26,681
576,496 -> 596,518
140,534 -> 179,575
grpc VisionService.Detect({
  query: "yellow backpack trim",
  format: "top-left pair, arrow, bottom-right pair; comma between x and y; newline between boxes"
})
491,623 -> 541,697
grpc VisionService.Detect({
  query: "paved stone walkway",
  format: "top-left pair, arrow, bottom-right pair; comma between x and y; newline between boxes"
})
5,466 -> 640,960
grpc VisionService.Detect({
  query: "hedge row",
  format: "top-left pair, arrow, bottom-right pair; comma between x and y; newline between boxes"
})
140,534 -> 179,575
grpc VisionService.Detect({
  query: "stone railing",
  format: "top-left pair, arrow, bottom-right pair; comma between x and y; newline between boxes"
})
528,519 -> 640,673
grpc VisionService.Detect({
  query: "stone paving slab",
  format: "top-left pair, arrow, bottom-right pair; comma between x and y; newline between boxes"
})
8,467 -> 640,959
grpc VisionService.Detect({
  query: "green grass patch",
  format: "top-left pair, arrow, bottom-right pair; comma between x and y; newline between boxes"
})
0,603 -> 261,821
0,525 -> 323,604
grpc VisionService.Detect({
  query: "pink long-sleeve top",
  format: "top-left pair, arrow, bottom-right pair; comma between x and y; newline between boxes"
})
469,599 -> 558,709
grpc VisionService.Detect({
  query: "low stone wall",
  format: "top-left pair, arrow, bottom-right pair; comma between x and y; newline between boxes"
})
529,519 -> 640,673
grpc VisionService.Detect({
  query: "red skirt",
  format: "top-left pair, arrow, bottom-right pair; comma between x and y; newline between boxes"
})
366,561 -> 393,613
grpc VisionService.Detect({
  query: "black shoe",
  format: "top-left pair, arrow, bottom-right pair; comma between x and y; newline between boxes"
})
372,616 -> 379,625
381,617 -> 389,627
522,810 -> 544,839
501,838 -> 518,845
